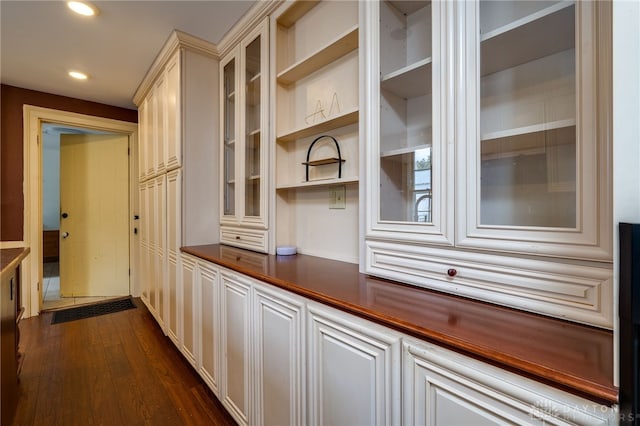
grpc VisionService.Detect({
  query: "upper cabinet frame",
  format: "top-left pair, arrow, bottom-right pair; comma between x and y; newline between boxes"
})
219,18 -> 270,252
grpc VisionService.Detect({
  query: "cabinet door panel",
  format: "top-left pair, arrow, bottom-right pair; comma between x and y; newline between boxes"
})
165,53 -> 181,170
166,169 -> 181,343
154,75 -> 166,175
220,271 -> 251,425
307,304 -> 401,426
155,175 -> 166,326
199,261 -> 220,395
139,184 -> 149,303
181,254 -> 196,365
138,99 -> 149,182
221,50 -> 239,221
253,284 -> 305,426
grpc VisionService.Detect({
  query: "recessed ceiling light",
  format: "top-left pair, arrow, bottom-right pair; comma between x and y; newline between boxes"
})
67,1 -> 99,17
68,71 -> 89,80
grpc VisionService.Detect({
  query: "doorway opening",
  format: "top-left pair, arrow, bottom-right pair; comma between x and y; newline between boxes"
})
23,106 -> 138,318
41,124 -> 127,310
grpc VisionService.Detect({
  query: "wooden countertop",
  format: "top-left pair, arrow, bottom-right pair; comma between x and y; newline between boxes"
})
1,247 -> 29,279
182,244 -> 617,405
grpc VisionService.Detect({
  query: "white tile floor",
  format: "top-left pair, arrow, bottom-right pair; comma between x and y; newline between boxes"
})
42,262 -> 114,311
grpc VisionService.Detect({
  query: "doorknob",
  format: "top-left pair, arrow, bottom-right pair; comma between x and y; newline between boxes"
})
61,232 -> 69,239
61,212 -> 69,219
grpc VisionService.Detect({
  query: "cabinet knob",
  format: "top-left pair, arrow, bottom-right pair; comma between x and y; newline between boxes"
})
447,268 -> 457,277
236,236 -> 241,240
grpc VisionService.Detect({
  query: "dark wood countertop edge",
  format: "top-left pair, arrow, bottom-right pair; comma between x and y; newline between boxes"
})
181,246 -> 618,405
1,247 -> 30,279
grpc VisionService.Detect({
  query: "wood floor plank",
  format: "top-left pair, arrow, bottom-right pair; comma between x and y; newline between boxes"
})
12,298 -> 236,426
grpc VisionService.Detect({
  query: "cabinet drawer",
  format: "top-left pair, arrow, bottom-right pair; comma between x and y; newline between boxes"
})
220,227 -> 268,253
366,240 -> 613,328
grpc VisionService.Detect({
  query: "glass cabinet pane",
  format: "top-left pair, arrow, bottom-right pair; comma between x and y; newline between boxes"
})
223,58 -> 236,216
479,1 -> 576,228
245,36 -> 261,217
379,0 -> 433,223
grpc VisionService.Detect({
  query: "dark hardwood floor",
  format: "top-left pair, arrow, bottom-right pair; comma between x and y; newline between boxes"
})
12,298 -> 236,426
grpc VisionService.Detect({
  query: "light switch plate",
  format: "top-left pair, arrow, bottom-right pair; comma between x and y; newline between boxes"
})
330,185 -> 346,209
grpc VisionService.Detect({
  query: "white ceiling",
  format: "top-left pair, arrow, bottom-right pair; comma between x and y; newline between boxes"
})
0,1 -> 256,110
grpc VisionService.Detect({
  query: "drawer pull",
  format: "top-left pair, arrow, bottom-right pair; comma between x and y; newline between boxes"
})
447,268 -> 457,277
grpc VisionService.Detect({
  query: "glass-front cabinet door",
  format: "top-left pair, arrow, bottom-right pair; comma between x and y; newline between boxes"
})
222,53 -> 237,219
243,32 -> 264,221
459,0 -> 611,260
219,18 -> 269,252
365,0 -> 454,245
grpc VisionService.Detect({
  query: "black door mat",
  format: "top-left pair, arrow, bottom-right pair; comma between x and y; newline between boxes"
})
51,298 -> 136,324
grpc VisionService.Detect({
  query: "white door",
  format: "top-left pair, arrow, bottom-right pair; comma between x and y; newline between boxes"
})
307,304 -> 401,426
220,270 -> 252,426
198,260 -> 220,395
59,133 -> 129,297
253,283 -> 305,426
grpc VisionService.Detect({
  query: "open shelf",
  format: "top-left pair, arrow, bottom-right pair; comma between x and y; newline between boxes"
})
302,157 -> 346,167
276,176 -> 358,190
277,108 -> 359,142
481,118 -> 576,141
380,144 -> 431,158
481,2 -> 575,77
277,0 -> 321,28
277,26 -> 359,85
249,73 -> 261,84
381,58 -> 432,99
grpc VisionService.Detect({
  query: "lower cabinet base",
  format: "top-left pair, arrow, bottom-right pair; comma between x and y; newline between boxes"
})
157,253 -> 617,426
403,337 -> 616,426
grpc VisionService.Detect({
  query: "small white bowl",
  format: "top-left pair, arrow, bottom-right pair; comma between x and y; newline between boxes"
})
276,245 -> 297,256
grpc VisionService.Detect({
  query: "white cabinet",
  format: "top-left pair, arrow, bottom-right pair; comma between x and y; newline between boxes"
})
135,31 -> 220,249
253,282 -> 306,426
220,18 -> 270,253
138,53 -> 178,181
402,336 -> 614,426
135,30 -> 219,338
219,270 -> 252,425
363,0 -> 613,328
148,253 -> 614,426
307,303 -> 401,426
198,260 -> 220,396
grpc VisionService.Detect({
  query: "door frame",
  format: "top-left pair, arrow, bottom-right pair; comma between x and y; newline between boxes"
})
23,105 -> 138,318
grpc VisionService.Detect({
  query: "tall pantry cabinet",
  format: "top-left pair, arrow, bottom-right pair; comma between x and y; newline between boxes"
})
135,31 -> 220,340
362,0 -> 613,328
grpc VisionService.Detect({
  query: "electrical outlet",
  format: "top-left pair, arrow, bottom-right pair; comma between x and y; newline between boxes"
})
330,185 -> 346,209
